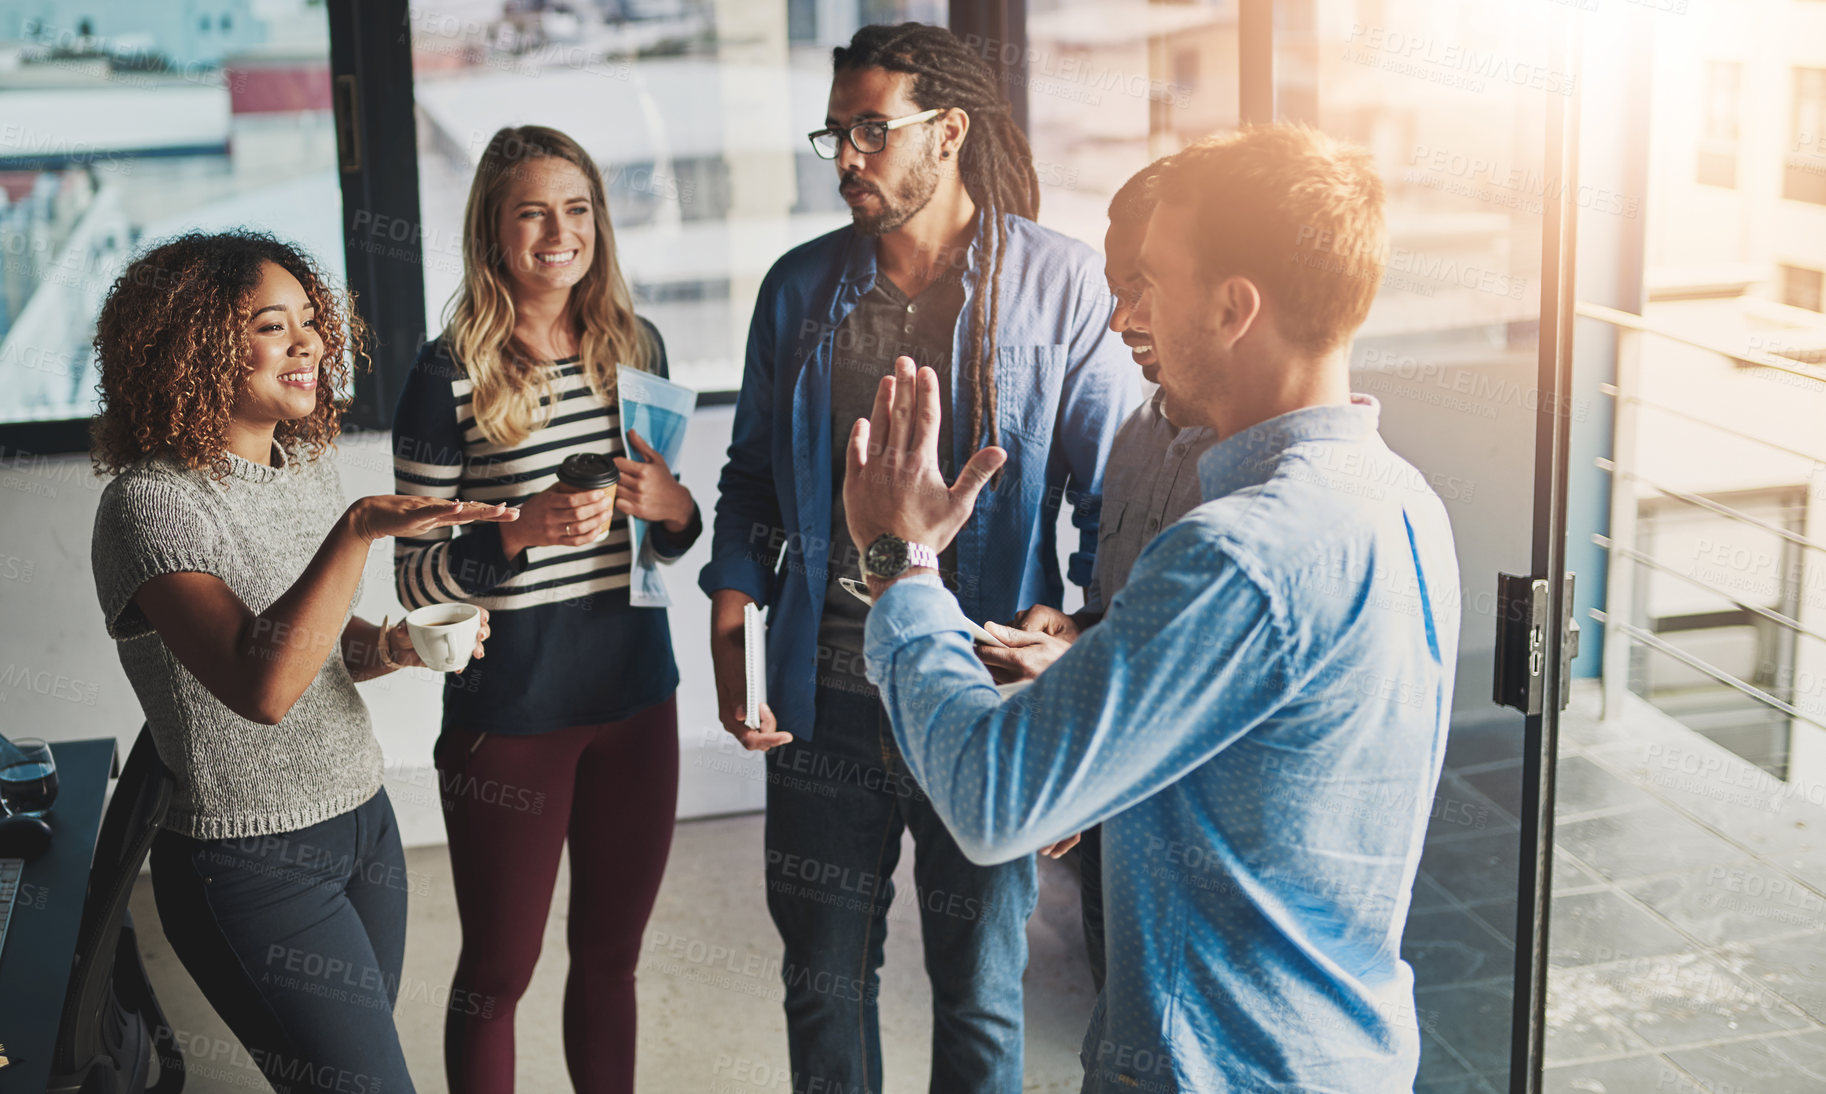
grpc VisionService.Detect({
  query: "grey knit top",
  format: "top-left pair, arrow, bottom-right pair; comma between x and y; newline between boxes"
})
91,444 -> 382,840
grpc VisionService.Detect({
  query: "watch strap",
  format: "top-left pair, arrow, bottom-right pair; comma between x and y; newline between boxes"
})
906,541 -> 940,571
865,533 -> 939,580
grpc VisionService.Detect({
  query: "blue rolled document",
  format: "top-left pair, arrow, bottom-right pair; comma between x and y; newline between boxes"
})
617,365 -> 698,607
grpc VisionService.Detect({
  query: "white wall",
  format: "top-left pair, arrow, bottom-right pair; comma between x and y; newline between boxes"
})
3,367 -> 1519,845
0,406 -> 766,847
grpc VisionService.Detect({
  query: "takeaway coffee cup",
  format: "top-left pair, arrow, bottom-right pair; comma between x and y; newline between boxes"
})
405,603 -> 482,673
554,453 -> 620,542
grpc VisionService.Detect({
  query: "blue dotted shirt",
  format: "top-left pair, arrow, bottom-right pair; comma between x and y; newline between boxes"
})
864,396 -> 1461,1093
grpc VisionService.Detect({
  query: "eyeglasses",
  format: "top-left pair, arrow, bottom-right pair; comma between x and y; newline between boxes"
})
808,108 -> 946,160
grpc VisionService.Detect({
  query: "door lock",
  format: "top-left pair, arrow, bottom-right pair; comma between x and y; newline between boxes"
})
1494,572 -> 1579,716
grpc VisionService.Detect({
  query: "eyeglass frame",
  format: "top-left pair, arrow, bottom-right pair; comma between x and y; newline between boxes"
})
807,108 -> 948,160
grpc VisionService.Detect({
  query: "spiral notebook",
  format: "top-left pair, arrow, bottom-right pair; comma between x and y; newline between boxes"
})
743,602 -> 765,729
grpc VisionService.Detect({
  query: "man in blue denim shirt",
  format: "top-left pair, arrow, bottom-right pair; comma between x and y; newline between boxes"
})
699,24 -> 1135,1093
844,126 -> 1460,1092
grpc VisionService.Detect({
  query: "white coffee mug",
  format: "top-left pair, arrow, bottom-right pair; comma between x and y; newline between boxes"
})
405,603 -> 482,673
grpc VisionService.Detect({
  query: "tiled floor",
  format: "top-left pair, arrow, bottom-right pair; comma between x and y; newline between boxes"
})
132,814 -> 1101,1092
134,681 -> 1826,1090
1410,683 -> 1826,1093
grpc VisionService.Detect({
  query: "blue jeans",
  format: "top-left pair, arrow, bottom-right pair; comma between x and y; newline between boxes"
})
150,788 -> 414,1094
764,684 -> 1036,1094
1077,824 -> 1107,996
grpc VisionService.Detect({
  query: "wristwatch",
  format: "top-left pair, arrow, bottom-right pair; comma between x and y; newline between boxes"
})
863,533 -> 939,582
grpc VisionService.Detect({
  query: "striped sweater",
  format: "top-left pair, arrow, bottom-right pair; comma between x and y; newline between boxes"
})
391,322 -> 701,734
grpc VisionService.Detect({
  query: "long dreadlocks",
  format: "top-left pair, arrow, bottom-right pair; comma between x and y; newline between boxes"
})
833,22 -> 1040,457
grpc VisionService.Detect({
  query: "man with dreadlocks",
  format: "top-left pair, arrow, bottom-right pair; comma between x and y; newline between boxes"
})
699,21 -> 1135,1094
843,124 -> 1458,1094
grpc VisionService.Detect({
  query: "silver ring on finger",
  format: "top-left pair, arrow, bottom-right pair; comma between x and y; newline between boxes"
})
565,522 -> 572,536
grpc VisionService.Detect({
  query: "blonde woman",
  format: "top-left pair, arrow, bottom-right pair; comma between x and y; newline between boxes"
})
391,126 -> 699,1093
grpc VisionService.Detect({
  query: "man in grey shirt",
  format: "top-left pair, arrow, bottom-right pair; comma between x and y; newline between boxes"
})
977,157 -> 1220,994
1079,389 -> 1217,615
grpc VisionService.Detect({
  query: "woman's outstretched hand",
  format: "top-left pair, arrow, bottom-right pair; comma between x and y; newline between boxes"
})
349,496 -> 517,543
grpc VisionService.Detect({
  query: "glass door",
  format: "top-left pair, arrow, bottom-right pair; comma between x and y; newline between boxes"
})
1276,2 -> 1580,1089
1546,2 -> 1826,1089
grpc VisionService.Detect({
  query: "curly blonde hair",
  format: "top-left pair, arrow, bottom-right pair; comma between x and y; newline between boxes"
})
90,230 -> 367,479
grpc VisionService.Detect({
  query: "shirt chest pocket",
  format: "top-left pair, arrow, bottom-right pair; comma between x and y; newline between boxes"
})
1097,498 -> 1128,550
989,344 -> 1065,443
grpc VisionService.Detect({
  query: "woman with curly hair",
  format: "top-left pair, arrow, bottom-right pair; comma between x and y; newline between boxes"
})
390,125 -> 699,1093
89,230 -> 517,1093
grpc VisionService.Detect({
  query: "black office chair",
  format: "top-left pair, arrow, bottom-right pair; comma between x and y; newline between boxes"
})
48,726 -> 185,1094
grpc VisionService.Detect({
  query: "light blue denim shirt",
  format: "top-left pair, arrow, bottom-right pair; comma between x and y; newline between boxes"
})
864,396 -> 1461,1093
700,210 -> 1138,737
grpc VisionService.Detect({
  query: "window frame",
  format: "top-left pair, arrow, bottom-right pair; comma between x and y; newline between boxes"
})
1785,67 -> 1826,205
0,3 -> 1597,1091
1781,263 -> 1826,312
1697,60 -> 1741,189
0,0 -> 412,455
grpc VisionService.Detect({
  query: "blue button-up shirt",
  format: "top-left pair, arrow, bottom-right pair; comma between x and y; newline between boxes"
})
700,210 -> 1138,737
864,396 -> 1460,1093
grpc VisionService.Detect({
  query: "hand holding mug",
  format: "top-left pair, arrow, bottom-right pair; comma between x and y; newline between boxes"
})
501,483 -> 617,555
404,603 -> 488,673
386,608 -> 490,671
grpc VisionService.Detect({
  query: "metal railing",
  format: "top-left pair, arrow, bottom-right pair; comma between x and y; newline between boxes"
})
1581,300 -> 1826,741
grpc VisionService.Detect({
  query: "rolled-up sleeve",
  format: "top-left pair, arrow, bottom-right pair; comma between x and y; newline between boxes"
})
699,268 -> 788,605
648,500 -> 704,562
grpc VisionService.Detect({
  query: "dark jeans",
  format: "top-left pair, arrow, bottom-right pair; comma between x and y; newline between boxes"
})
1076,825 -> 1107,996
765,683 -> 1037,1094
150,788 -> 414,1094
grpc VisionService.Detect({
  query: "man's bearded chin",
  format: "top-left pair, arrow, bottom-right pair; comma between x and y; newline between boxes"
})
852,197 -> 901,236
851,151 -> 941,236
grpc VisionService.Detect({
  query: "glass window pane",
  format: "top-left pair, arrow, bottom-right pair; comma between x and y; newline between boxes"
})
1285,2 -> 1563,1088
406,0 -> 945,396
1027,1 -> 1238,249
0,2 -> 343,425
1788,67 -> 1826,204
1559,3 -> 1826,1090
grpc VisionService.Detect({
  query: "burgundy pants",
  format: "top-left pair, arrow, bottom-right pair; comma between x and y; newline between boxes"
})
435,695 -> 678,1094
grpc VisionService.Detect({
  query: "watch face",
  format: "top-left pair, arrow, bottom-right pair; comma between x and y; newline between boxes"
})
864,534 -> 910,579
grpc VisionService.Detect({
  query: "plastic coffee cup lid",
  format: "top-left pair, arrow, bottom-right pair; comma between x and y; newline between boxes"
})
557,452 -> 620,489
